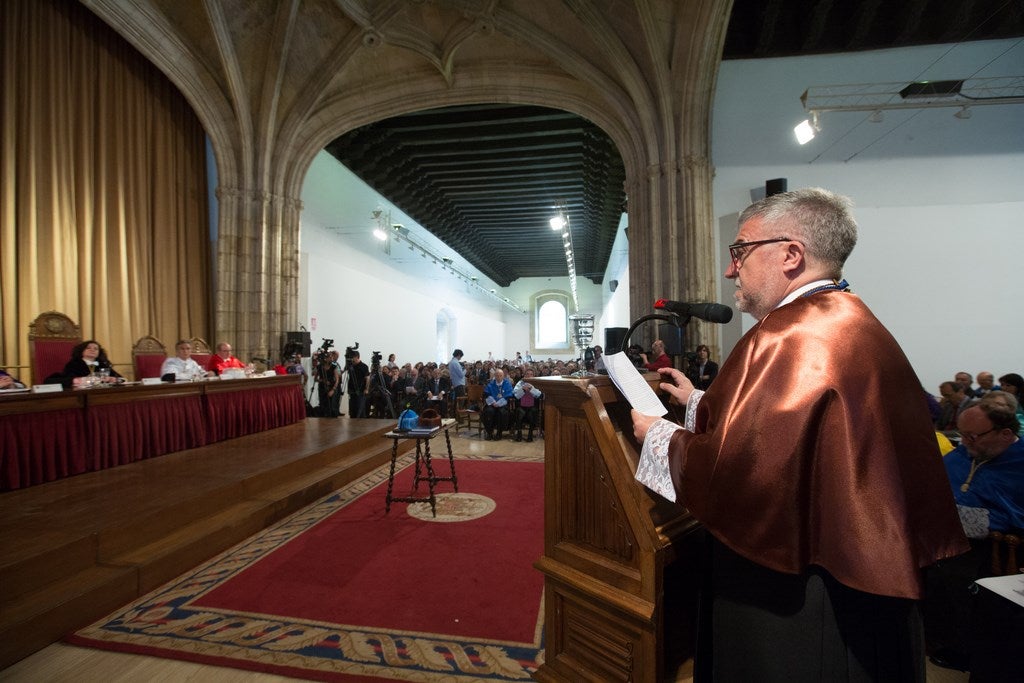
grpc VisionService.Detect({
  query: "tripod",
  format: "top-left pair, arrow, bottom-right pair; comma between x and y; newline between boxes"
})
370,362 -> 397,419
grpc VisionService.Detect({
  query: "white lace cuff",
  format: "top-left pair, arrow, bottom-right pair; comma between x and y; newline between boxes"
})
635,418 -> 683,502
683,389 -> 704,432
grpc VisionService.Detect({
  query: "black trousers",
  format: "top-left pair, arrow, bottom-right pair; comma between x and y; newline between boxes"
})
696,539 -> 925,683
482,405 -> 509,434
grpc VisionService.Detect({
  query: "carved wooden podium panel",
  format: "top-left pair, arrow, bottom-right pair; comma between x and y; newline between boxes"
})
532,374 -> 703,682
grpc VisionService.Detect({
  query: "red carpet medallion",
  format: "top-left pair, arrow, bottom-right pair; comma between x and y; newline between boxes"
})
68,453 -> 545,681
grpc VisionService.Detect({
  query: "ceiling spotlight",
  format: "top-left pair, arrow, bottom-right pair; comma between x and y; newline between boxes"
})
794,111 -> 820,145
794,119 -> 816,144
372,228 -> 387,241
954,106 -> 971,120
868,109 -> 884,123
549,215 -> 566,230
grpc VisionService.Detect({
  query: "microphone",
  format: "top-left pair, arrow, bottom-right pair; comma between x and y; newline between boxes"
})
654,299 -> 734,324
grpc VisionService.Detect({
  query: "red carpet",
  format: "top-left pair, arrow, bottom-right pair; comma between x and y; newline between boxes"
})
68,453 -> 545,681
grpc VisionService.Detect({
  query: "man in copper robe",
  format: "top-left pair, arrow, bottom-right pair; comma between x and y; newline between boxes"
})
631,188 -> 968,681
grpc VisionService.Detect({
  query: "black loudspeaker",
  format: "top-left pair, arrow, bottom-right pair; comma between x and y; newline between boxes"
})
659,323 -> 683,355
766,178 -> 788,196
609,279 -> 619,292
284,331 -> 311,356
605,327 -> 628,354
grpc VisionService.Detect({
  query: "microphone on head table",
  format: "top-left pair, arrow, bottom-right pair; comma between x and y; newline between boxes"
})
654,299 -> 734,324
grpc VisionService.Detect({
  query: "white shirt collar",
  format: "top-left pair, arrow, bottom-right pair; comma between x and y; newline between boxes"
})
776,279 -> 837,309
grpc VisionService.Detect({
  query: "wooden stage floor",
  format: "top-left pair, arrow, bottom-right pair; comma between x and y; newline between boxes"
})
0,415 -> 404,669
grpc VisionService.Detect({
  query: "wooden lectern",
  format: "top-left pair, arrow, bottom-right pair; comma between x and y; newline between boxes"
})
532,374 -> 704,682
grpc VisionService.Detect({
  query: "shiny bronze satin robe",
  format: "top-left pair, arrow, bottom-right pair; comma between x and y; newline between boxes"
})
669,291 -> 967,599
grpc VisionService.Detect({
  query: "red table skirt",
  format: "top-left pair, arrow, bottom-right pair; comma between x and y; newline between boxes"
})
0,376 -> 304,490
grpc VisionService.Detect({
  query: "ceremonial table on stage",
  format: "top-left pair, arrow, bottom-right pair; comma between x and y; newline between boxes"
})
383,418 -> 458,517
0,374 -> 305,490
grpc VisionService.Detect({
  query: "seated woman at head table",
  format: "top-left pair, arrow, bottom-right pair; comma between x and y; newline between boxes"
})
0,369 -> 26,390
46,340 -> 124,388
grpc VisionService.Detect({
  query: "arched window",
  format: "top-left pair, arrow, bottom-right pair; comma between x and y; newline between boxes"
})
533,291 -> 570,352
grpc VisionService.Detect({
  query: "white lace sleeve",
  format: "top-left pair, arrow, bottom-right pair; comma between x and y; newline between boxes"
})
635,419 -> 683,502
683,389 -> 704,432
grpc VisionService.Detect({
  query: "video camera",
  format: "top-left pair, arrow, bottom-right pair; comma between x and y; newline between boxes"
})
313,338 -> 334,364
371,351 -> 382,365
344,342 -> 359,364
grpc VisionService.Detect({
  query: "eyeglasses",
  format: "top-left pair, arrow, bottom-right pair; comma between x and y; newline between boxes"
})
959,427 -> 997,442
728,237 -> 794,265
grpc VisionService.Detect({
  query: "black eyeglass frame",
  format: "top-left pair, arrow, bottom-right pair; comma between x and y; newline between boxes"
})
727,237 -> 795,265
959,427 -> 998,443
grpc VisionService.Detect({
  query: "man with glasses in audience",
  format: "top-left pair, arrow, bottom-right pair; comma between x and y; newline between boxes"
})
924,402 -> 1024,671
630,187 -> 967,680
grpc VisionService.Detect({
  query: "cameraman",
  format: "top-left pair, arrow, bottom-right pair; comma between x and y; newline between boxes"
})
315,350 -> 342,417
346,350 -> 370,418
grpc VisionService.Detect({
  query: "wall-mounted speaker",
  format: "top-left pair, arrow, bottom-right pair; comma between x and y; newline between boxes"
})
609,279 -> 619,292
284,331 -> 311,357
766,178 -> 788,196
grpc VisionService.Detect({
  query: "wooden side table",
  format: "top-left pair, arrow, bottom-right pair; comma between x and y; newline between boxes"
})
383,418 -> 459,517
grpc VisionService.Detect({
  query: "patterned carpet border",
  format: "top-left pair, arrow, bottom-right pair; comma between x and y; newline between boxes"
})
69,452 -> 545,682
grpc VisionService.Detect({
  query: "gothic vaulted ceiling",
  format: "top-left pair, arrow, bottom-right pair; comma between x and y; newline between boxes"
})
327,0 -> 1024,288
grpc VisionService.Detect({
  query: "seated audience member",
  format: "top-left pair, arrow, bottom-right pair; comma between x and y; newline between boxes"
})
924,402 -> 1024,671
420,366 -> 450,417
482,368 -> 514,441
207,342 -> 247,375
640,339 -> 671,371
592,345 -> 605,371
997,373 -> 1023,429
980,390 -> 1024,437
284,353 -> 307,387
937,381 -> 976,431
954,371 -> 979,398
48,340 -> 124,388
161,339 -> 210,381
386,353 -> 398,370
974,371 -> 998,397
513,368 -> 542,442
0,369 -> 26,389
923,385 -> 943,425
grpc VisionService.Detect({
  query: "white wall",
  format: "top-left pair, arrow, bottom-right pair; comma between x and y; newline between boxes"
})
711,39 -> 1024,392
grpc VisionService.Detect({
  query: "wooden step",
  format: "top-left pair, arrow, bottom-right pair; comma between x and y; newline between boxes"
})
0,565 -> 137,669
0,419 -> 405,669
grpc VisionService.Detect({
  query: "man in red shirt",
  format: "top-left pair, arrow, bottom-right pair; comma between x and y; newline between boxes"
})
640,339 -> 671,371
208,341 -> 246,375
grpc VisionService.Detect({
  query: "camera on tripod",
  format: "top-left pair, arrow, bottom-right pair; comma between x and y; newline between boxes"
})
344,342 -> 359,365
312,338 -> 334,363
370,351 -> 382,367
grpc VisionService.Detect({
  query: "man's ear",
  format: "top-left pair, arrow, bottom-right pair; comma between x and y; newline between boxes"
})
781,240 -> 805,274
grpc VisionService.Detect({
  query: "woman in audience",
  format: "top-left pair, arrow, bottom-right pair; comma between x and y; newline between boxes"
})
50,340 -> 123,388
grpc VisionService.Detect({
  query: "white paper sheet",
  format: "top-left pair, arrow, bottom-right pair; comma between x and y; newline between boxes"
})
976,574 -> 1024,608
602,352 -> 667,417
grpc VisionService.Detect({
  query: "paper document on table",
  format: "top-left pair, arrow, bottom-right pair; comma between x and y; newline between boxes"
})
603,352 -> 667,417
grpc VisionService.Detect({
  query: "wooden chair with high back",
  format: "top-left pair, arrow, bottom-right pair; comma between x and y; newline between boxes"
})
989,530 -> 1022,576
131,335 -> 168,381
455,383 -> 485,437
189,337 -> 212,371
28,311 -> 82,385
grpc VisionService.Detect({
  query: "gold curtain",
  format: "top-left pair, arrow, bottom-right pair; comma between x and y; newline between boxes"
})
1,0 -> 210,383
